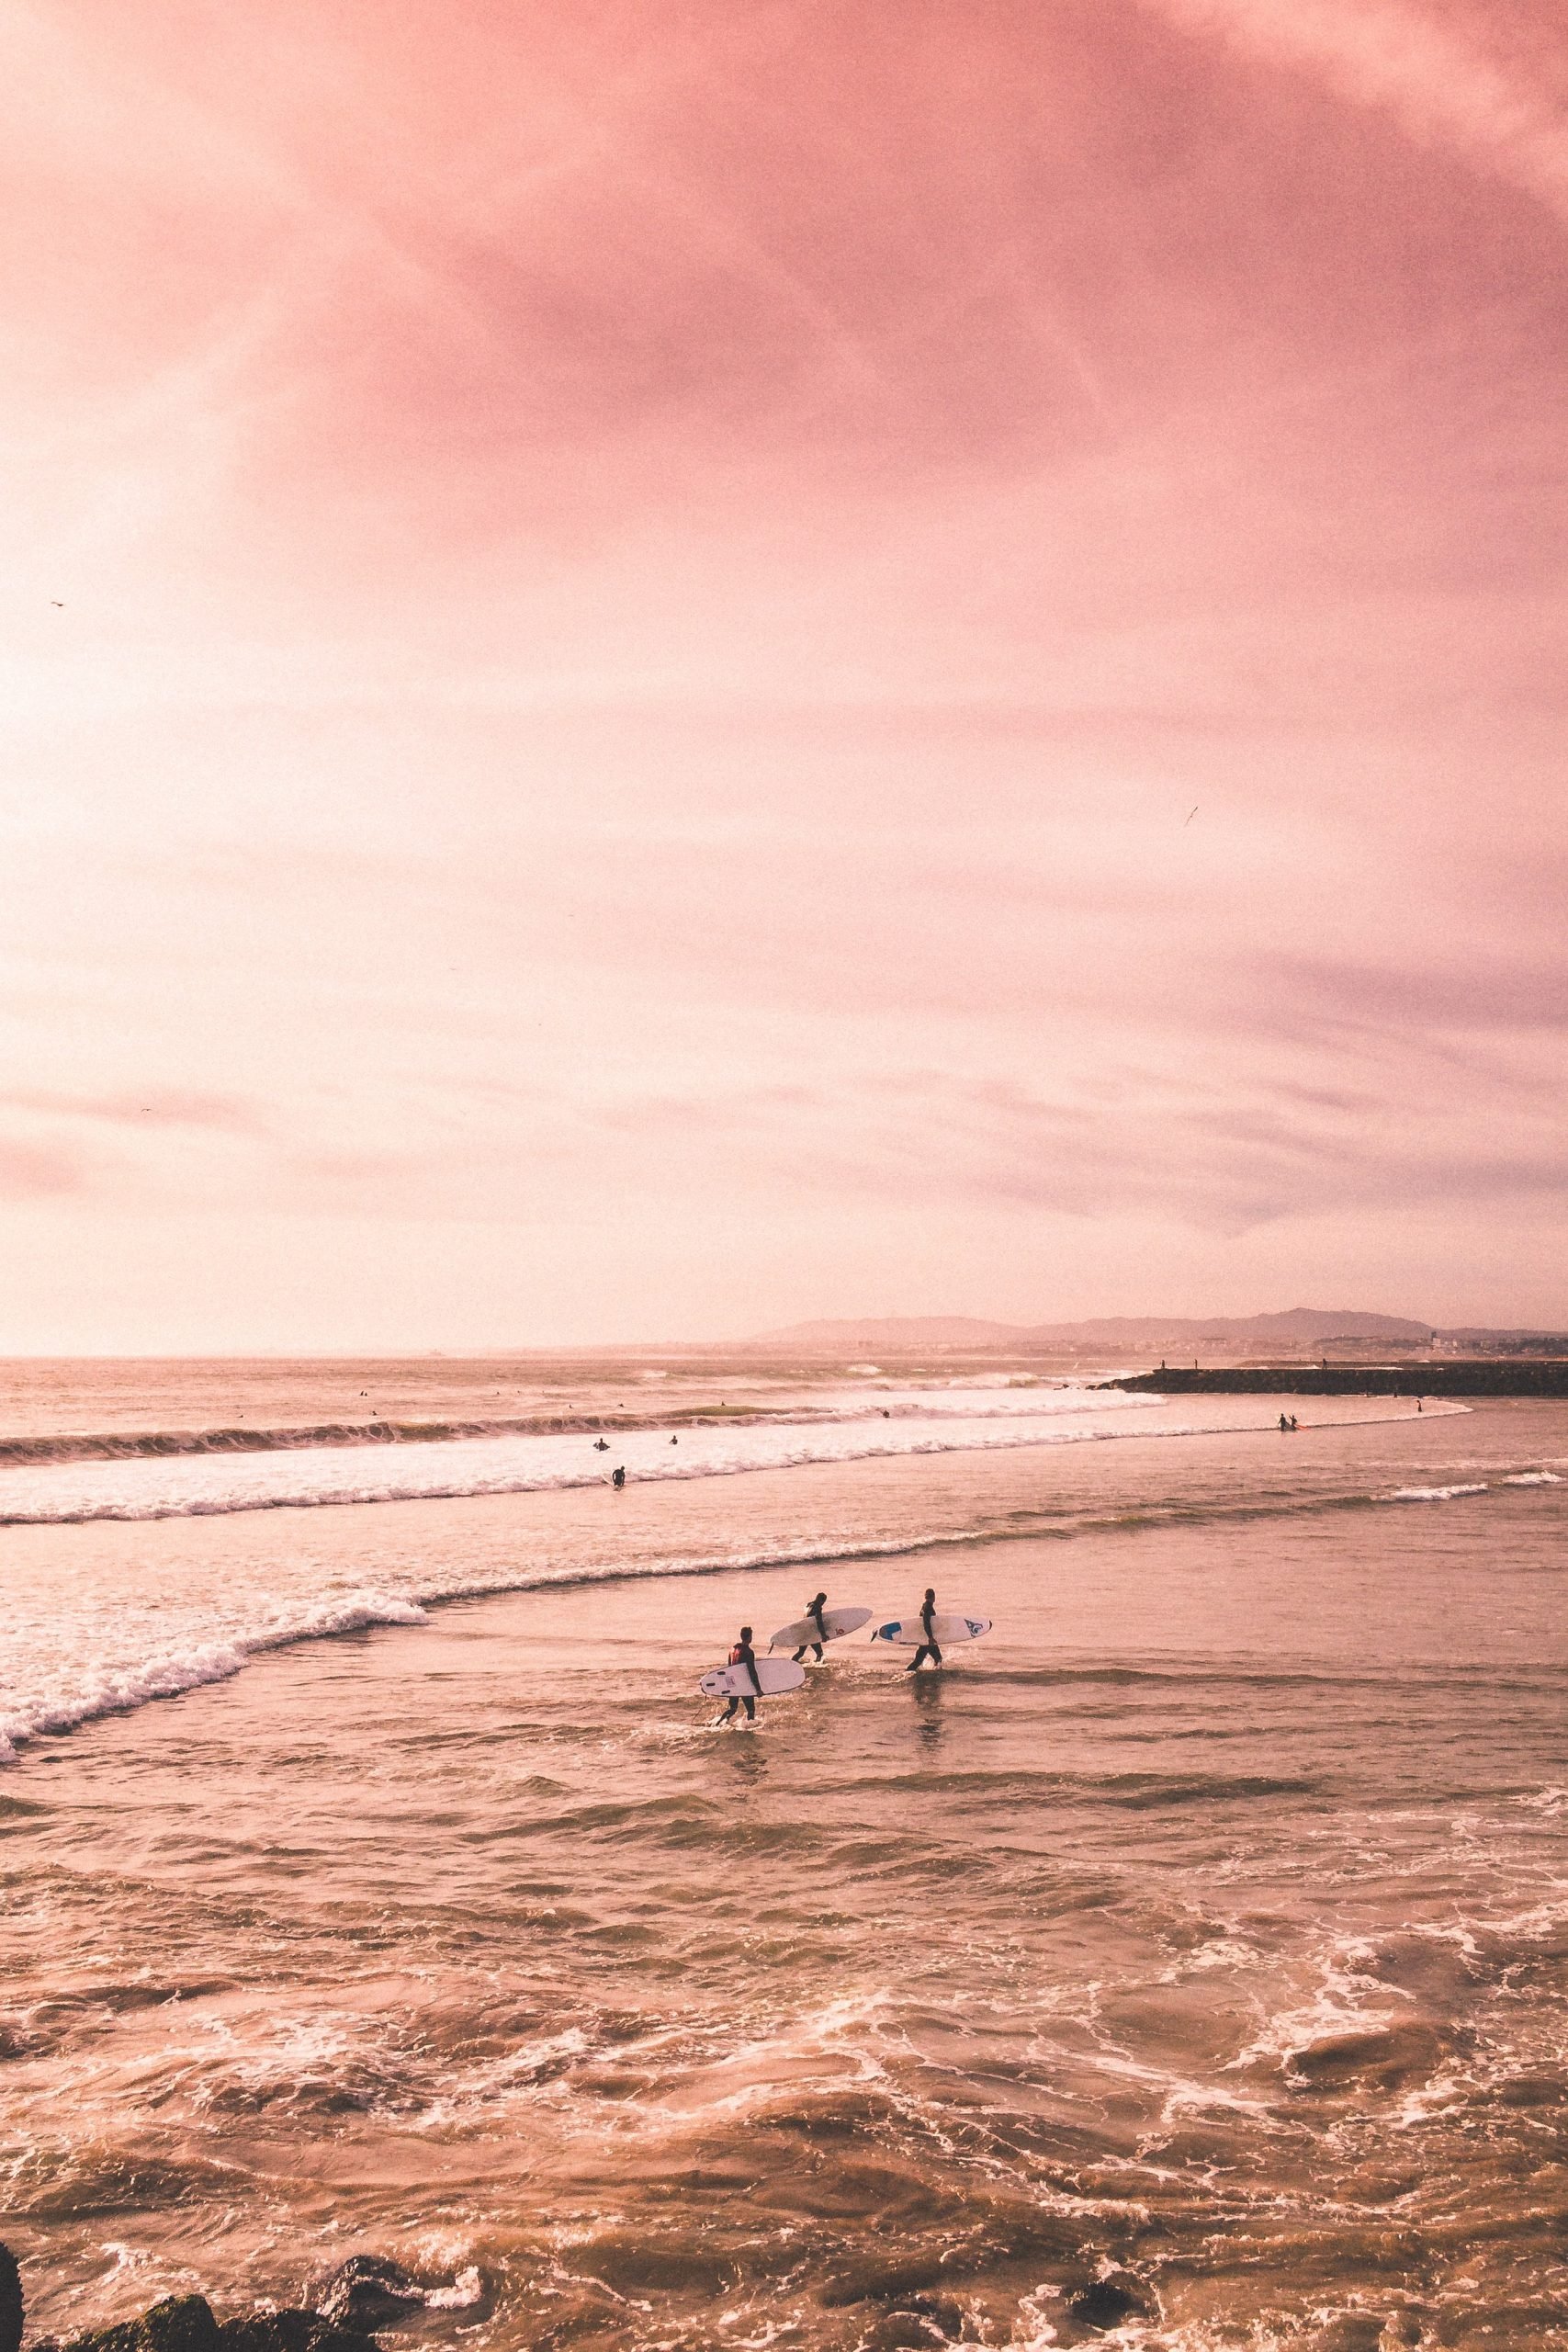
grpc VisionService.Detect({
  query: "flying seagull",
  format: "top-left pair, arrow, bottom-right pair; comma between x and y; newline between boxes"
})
1184,805 -> 1199,825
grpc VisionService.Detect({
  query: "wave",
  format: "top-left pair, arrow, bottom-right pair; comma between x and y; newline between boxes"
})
0,1385 -> 1150,1469
6,1455 -> 1562,1764
0,1593 -> 428,1763
0,1398 -> 1460,1529
0,1523 -> 999,1763
1392,1484 -> 1489,1502
0,1410 -> 750,1467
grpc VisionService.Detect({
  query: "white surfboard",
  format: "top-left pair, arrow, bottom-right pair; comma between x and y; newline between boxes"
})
699,1657 -> 807,1699
769,1606 -> 873,1651
871,1614 -> 992,1647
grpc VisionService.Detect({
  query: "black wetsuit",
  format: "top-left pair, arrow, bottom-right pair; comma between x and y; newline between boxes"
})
908,1599 -> 942,1671
720,1639 -> 762,1723
793,1599 -> 829,1664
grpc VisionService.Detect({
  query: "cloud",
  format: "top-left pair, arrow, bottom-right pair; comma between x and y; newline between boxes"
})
1,1088 -> 260,1130
2,0 -> 1566,1338
0,1136 -> 90,1201
1142,0 -> 1568,226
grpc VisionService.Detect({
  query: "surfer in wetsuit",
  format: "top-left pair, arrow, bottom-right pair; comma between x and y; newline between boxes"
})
717,1625 -> 762,1724
611,1464 -> 626,1488
793,1591 -> 830,1664
907,1588 -> 942,1672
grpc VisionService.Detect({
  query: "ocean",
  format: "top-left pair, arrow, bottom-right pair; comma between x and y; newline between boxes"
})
1,1356 -> 1564,2350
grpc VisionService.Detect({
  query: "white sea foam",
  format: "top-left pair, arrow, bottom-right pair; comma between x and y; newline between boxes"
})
0,1386 -> 1456,1532
0,1387 -> 1499,1768
1504,1470 -> 1562,1485
1391,1483 -> 1489,1502
0,1592 -> 428,1764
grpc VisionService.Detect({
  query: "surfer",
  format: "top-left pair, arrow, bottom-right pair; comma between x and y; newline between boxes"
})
611,1464 -> 626,1488
792,1592 -> 830,1664
717,1625 -> 762,1724
593,1437 -> 610,1451
907,1589 -> 942,1672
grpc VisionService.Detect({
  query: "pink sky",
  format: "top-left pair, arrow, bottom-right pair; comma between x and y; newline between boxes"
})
3,0 -> 1565,1350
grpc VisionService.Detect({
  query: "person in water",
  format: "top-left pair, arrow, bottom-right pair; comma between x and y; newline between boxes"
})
717,1624 -> 762,1724
907,1588 -> 942,1672
793,1592 -> 830,1664
611,1464 -> 626,1488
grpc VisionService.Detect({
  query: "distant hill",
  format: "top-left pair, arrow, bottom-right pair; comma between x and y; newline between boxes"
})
1023,1308 -> 1436,1349
746,1307 -> 1440,1351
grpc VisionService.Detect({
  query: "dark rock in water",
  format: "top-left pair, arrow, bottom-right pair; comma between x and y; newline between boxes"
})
0,2249 -> 386,2352
220,2311 -> 372,2352
314,2260 -> 423,2335
1066,2277 -> 1149,2331
62,2295 -> 222,2352
51,2296 -> 367,2352
1,2244 -> 22,2352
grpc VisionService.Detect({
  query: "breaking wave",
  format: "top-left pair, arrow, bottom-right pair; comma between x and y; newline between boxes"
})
0,1594 -> 429,1764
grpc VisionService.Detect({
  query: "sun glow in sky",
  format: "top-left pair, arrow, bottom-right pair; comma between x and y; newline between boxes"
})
3,0 -> 1565,1349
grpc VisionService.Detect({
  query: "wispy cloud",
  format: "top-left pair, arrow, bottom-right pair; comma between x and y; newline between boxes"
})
1144,0 -> 1568,225
2,1089 -> 260,1131
1,1 -> 1564,1341
0,1136 -> 89,1201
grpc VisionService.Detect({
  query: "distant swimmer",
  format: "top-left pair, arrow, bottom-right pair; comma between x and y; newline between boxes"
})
670,1434 -> 678,1444
716,1625 -> 762,1724
793,1592 -> 830,1665
907,1588 -> 942,1673
594,1437 -> 610,1451
611,1464 -> 626,1488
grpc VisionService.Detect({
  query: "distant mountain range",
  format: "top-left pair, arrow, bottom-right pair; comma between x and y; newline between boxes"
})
745,1309 -> 1560,1353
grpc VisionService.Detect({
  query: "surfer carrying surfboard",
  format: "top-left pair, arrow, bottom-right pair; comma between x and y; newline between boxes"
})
907,1589 -> 942,1672
716,1626 -> 763,1724
792,1592 -> 830,1664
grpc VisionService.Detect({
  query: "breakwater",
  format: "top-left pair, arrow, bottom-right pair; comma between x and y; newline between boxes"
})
1101,1360 -> 1568,1396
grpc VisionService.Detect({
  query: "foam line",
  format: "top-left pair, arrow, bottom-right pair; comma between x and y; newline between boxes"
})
0,1397 -> 1462,1529
0,1595 -> 428,1763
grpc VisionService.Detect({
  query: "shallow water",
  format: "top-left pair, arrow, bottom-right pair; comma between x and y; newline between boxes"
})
2,1365 -> 1565,2350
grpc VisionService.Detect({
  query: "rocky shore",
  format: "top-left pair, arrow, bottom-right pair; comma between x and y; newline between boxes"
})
1100,1359 -> 1568,1397
0,2250 -> 461,2352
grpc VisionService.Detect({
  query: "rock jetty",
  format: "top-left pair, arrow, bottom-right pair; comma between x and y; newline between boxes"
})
1101,1360 -> 1568,1398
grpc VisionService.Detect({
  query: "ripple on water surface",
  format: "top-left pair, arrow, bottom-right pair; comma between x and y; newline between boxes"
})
2,1389 -> 1567,2347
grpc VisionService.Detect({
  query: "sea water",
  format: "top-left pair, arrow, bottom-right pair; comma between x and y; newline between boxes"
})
1,1357 -> 1564,2349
